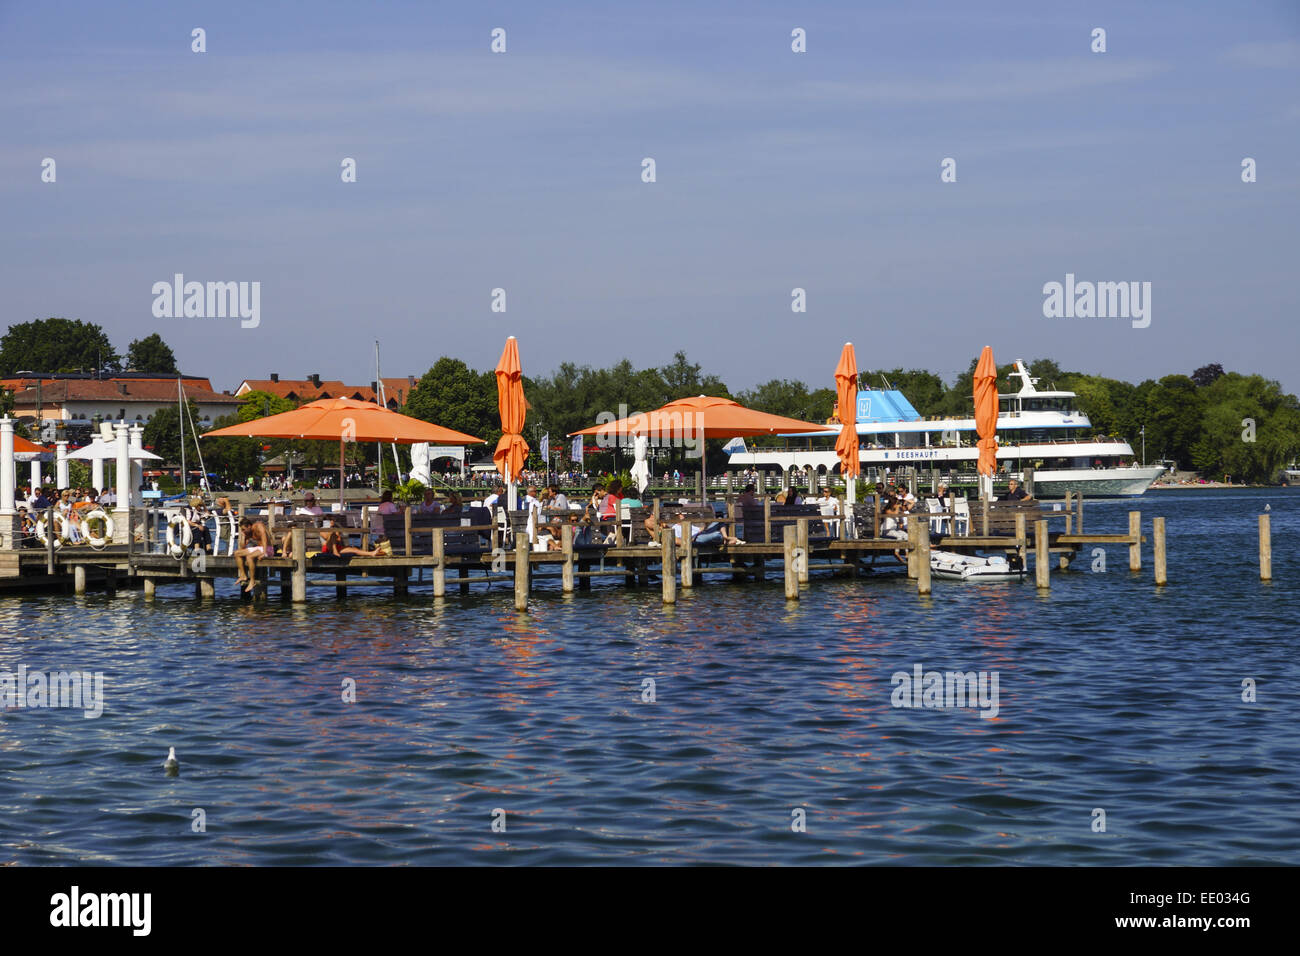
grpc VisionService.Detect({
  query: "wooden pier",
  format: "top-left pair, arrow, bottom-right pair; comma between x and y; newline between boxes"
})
0,493 -> 1189,608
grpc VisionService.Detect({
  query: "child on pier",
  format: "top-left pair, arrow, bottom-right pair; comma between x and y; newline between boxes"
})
233,516 -> 273,592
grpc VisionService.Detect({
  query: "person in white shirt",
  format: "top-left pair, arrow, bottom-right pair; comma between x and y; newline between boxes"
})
297,493 -> 324,516
523,485 -> 541,542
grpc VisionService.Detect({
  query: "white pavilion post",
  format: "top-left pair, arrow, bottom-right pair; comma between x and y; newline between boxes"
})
0,418 -> 16,549
30,459 -> 42,490
129,424 -> 145,502
113,423 -> 131,543
92,456 -> 105,495
55,440 -> 69,489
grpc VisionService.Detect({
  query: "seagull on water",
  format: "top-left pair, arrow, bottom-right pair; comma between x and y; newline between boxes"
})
163,747 -> 179,777
1265,503 -> 1271,511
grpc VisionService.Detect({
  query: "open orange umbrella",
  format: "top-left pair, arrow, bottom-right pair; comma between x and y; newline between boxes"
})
204,397 -> 483,508
494,337 -> 529,494
570,395 -> 825,494
973,346 -> 999,496
13,436 -> 49,455
834,343 -> 860,480
569,395 -> 824,440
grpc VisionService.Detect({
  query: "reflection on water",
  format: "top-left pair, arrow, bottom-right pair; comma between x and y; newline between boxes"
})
0,489 -> 1296,864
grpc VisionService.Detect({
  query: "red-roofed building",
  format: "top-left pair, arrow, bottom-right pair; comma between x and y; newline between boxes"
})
235,373 -> 418,409
9,379 -> 242,427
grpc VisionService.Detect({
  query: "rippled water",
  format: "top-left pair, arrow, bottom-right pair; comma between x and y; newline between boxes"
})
1,489 -> 1296,864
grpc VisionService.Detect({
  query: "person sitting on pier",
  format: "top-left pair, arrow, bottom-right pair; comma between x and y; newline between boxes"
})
441,491 -> 464,513
370,489 -> 399,536
598,479 -> 623,520
315,518 -> 389,557
184,496 -> 213,553
483,483 -> 506,512
233,516 -> 274,592
548,484 -> 571,510
417,488 -> 442,515
879,496 -> 908,563
16,506 -> 39,548
999,478 -> 1033,502
58,491 -> 85,545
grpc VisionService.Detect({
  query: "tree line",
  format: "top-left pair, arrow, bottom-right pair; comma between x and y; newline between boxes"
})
5,318 -> 1298,483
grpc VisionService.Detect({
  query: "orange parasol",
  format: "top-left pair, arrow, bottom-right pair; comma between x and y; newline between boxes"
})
493,336 -> 529,487
569,395 -> 824,440
834,343 -> 860,480
204,397 -> 483,508
973,346 -> 999,491
13,436 -> 49,455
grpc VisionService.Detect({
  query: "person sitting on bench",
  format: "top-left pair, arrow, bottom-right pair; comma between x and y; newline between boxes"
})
1000,478 -> 1033,501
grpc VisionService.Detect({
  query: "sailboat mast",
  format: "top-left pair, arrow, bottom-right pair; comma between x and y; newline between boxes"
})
178,377 -> 185,493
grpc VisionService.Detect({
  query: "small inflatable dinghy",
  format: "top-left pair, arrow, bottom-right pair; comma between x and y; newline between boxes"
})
930,550 -> 1024,582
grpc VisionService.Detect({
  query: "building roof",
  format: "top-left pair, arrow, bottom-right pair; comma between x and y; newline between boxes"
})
10,380 -> 241,406
236,376 -> 418,407
2,373 -> 215,393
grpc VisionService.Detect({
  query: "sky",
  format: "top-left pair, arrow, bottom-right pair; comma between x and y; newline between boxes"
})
2,0 -> 1298,396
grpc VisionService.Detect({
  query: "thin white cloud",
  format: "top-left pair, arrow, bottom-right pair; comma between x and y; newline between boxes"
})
1222,41 -> 1300,69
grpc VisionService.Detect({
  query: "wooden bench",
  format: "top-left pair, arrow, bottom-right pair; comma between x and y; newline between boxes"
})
737,502 -> 832,544
509,508 -> 617,551
625,505 -> 727,546
380,507 -> 494,556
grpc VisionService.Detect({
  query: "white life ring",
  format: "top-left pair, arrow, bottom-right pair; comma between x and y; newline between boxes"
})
165,512 -> 193,558
80,508 -> 115,550
34,512 -> 67,548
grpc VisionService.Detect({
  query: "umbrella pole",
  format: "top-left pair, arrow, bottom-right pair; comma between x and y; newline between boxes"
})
339,439 -> 345,512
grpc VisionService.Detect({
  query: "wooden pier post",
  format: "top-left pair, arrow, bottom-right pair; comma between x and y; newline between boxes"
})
199,577 -> 215,599
1015,512 -> 1027,568
514,532 -> 529,611
72,564 -> 87,594
142,576 -> 155,599
783,524 -> 799,600
404,506 -> 413,557
1153,516 -> 1167,586
1259,514 -> 1271,581
292,527 -> 307,603
763,497 -> 772,543
432,528 -> 446,597
796,518 -> 810,585
1063,492 -> 1073,534
981,498 -> 989,538
916,520 -> 931,595
561,524 -> 574,593
1076,493 -> 1084,534
335,571 -> 346,600
661,530 -> 677,604
679,521 -> 694,589
906,520 -> 919,579
45,505 -> 55,575
1128,511 -> 1141,571
1035,519 -> 1049,590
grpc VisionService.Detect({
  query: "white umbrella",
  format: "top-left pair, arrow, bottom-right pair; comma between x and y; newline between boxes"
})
67,439 -> 162,461
630,432 -> 650,495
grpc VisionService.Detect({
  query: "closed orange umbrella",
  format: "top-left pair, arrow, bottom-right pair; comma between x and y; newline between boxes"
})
204,397 -> 482,508
973,346 -> 999,491
494,336 -> 529,486
834,343 -> 860,480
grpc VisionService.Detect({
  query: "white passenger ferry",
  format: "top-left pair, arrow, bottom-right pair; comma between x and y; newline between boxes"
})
730,361 -> 1164,498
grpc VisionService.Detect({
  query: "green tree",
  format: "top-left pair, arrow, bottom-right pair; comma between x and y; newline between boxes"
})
404,357 -> 499,452
126,333 -> 179,374
142,400 -> 200,466
0,318 -> 120,376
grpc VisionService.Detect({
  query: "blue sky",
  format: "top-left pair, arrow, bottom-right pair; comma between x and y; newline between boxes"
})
3,0 -> 1297,395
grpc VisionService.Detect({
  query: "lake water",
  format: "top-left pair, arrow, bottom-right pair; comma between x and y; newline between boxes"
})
1,488 -> 1296,865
